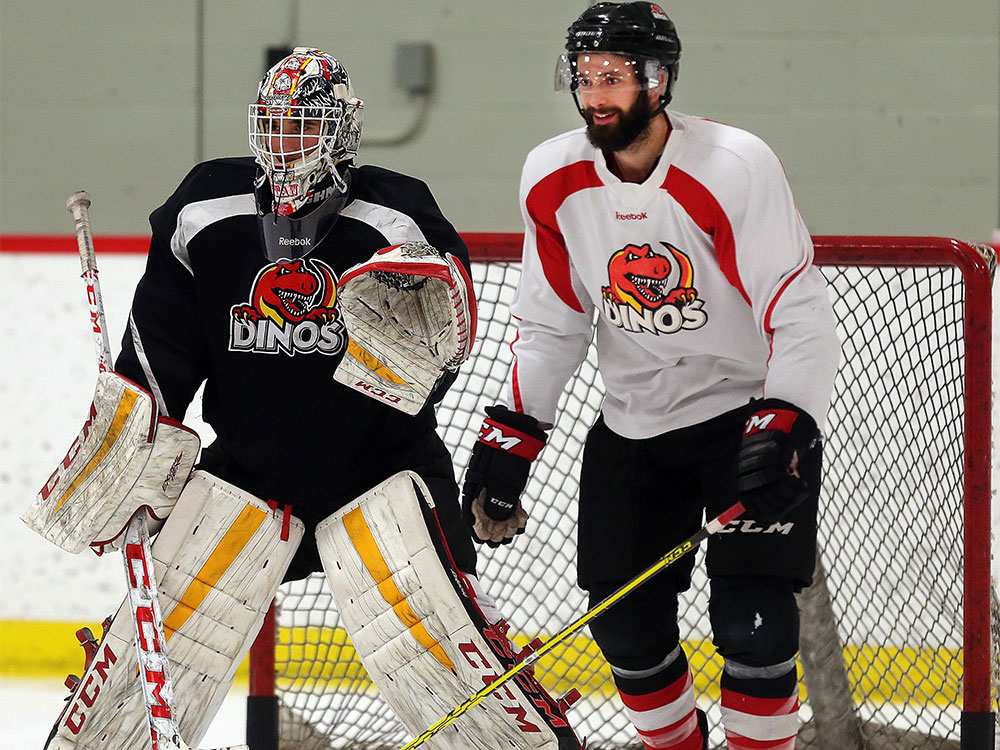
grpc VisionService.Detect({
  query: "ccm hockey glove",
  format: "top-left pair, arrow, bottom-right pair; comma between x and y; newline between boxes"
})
737,398 -> 822,522
462,405 -> 547,547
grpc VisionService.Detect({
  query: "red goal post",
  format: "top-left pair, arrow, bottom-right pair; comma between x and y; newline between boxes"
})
247,234 -> 996,748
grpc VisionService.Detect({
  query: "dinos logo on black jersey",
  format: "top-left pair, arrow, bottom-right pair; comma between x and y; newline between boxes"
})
229,258 -> 346,356
600,242 -> 708,335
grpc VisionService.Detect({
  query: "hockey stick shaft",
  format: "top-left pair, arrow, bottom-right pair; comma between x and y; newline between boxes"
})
66,192 -> 113,373
65,192 -> 245,750
400,501 -> 746,750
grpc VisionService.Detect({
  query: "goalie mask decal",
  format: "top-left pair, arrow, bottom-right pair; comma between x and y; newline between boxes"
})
601,241 -> 708,335
229,257 -> 346,356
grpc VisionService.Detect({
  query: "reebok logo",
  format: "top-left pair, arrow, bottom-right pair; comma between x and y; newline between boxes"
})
279,236 -> 312,246
615,211 -> 648,221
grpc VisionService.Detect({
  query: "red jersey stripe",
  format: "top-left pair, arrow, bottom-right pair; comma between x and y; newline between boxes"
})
662,166 -> 751,306
524,160 -> 603,314
508,323 -> 524,412
762,250 -> 811,362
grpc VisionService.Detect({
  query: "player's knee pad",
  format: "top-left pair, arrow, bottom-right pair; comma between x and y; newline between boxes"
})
316,470 -> 583,749
23,372 -> 200,554
709,575 -> 799,668
46,471 -> 303,749
585,576 -> 682,672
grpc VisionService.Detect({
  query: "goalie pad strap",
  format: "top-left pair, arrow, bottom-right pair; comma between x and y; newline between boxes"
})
46,471 -> 303,749
22,372 -> 200,554
316,471 -> 580,749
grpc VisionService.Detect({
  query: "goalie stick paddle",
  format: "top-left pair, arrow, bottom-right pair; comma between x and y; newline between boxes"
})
399,500 -> 746,750
66,192 -> 247,750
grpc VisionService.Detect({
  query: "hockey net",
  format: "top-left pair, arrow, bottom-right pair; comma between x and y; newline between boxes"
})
247,235 -> 998,749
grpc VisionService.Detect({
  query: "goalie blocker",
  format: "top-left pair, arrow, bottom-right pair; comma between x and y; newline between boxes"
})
317,471 -> 582,749
23,372 -> 201,554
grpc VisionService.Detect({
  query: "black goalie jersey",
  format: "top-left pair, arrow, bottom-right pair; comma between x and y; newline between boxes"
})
115,157 -> 471,570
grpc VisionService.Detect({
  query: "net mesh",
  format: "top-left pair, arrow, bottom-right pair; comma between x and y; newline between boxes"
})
254,241 -> 997,748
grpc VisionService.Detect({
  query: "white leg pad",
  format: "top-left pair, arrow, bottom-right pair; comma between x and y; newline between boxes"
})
316,471 -> 580,749
47,470 -> 303,749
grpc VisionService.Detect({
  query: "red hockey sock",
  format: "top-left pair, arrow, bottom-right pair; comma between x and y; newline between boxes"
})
721,688 -> 799,749
620,670 -> 706,749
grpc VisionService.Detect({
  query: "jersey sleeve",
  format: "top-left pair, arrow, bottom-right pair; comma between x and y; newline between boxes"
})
506,153 -> 595,425
115,176 -> 210,420
406,178 -> 472,276
731,145 -> 841,428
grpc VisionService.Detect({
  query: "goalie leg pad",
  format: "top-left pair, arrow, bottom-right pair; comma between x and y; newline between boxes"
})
22,372 -> 200,554
46,470 -> 303,749
316,471 -> 581,749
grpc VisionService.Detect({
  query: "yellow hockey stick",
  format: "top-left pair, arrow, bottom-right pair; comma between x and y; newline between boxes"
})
399,500 -> 746,749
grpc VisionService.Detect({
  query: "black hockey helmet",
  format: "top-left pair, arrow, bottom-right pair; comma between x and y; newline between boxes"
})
558,2 -> 681,110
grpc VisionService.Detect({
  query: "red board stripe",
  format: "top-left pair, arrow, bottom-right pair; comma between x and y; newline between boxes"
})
0,235 -> 150,254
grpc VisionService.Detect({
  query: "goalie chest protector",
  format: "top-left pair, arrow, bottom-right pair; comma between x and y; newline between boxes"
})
117,158 -> 471,513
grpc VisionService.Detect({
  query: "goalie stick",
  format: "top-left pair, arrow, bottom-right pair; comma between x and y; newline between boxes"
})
66,191 -> 246,750
399,500 -> 747,749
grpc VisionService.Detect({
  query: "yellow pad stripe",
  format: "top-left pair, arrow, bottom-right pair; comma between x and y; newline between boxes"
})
163,504 -> 268,637
346,338 -> 408,386
342,507 -> 454,671
57,389 -> 140,511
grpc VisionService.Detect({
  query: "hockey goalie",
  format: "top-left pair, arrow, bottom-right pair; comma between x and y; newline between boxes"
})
23,46 -> 581,749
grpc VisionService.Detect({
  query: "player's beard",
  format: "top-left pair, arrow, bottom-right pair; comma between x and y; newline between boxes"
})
583,93 -> 654,152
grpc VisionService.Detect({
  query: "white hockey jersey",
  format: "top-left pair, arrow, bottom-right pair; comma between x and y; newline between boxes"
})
508,111 -> 840,439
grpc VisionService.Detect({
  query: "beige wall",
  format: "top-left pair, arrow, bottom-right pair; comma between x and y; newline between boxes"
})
1,0 -> 997,238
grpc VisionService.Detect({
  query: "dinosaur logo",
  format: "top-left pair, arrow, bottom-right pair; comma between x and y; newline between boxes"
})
229,257 -> 346,356
601,242 -> 707,335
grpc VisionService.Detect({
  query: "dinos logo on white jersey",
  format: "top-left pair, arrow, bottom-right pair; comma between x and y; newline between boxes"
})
600,242 -> 708,335
229,257 -> 346,356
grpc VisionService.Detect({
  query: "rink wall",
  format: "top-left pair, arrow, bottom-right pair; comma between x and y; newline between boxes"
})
2,1 -> 997,241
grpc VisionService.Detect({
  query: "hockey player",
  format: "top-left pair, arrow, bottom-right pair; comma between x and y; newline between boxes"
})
462,4 -> 840,749
27,47 -> 581,749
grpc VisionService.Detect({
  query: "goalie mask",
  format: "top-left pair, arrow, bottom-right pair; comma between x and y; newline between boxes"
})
249,47 -> 364,260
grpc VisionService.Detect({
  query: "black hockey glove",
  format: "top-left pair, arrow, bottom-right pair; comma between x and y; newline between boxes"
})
737,398 -> 822,522
462,405 -> 547,548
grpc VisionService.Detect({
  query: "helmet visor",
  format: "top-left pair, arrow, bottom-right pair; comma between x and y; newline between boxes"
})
555,52 -> 664,94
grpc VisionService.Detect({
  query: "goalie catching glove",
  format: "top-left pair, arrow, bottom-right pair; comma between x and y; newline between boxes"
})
462,405 -> 547,547
334,241 -> 477,415
738,398 -> 822,522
